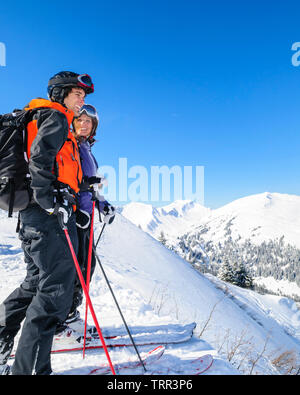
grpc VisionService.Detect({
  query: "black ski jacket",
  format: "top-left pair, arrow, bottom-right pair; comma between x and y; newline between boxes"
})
27,105 -> 71,210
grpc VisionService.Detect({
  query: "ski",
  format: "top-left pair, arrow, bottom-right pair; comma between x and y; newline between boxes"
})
190,354 -> 214,375
142,354 -> 214,375
167,354 -> 214,375
86,350 -> 213,375
99,322 -> 196,339
50,322 -> 195,354
50,330 -> 193,354
88,345 -> 165,375
10,323 -> 196,358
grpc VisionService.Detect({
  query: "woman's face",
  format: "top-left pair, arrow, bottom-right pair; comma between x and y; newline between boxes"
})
73,113 -> 93,138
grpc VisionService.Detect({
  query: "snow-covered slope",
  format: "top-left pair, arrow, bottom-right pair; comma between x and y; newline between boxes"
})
1,210 -> 299,374
191,192 -> 300,248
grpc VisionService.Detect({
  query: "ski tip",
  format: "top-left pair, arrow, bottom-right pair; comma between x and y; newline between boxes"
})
148,345 -> 165,354
194,354 -> 214,374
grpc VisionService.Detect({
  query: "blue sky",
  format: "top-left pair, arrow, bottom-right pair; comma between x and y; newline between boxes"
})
1,1 -> 300,208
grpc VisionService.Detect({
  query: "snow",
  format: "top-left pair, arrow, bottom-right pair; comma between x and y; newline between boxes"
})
120,200 -> 211,242
0,209 -> 300,375
254,277 -> 300,300
200,192 -> 300,248
121,192 -> 300,248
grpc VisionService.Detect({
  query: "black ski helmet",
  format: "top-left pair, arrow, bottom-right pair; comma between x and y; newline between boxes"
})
47,71 -> 94,104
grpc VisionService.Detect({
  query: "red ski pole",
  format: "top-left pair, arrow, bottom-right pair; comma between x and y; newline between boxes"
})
63,226 -> 116,375
83,200 -> 95,358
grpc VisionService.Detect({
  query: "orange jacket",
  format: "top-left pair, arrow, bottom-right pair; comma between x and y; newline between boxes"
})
25,99 -> 83,198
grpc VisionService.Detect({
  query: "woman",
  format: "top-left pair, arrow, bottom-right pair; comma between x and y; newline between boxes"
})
57,104 -> 115,337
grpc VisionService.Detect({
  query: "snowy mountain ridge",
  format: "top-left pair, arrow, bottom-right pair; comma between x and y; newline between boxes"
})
121,192 -> 300,248
120,199 -> 211,241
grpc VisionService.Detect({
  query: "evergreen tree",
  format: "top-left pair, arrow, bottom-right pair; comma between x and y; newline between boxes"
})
232,262 -> 254,289
218,258 -> 235,283
158,231 -> 167,246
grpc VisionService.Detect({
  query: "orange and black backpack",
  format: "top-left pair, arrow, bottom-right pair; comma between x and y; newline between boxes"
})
0,100 -> 82,217
0,109 -> 33,217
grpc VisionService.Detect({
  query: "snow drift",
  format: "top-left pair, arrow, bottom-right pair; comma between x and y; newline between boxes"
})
0,207 -> 299,374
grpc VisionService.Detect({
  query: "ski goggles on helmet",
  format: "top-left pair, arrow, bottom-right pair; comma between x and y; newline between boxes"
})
77,74 -> 94,93
79,104 -> 99,121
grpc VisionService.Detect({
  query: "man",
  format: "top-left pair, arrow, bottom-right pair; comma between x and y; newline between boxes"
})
0,71 -> 94,375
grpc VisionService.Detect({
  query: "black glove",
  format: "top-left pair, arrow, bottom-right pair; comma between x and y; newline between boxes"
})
76,209 -> 91,229
55,203 -> 74,229
80,176 -> 104,192
102,203 -> 116,225
46,188 -> 76,229
46,202 -> 73,229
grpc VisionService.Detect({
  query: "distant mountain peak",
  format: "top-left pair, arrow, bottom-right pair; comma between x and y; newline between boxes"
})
120,199 -> 211,240
120,192 -> 300,248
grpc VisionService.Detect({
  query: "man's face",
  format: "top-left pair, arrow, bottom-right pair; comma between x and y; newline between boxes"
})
64,87 -> 85,116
